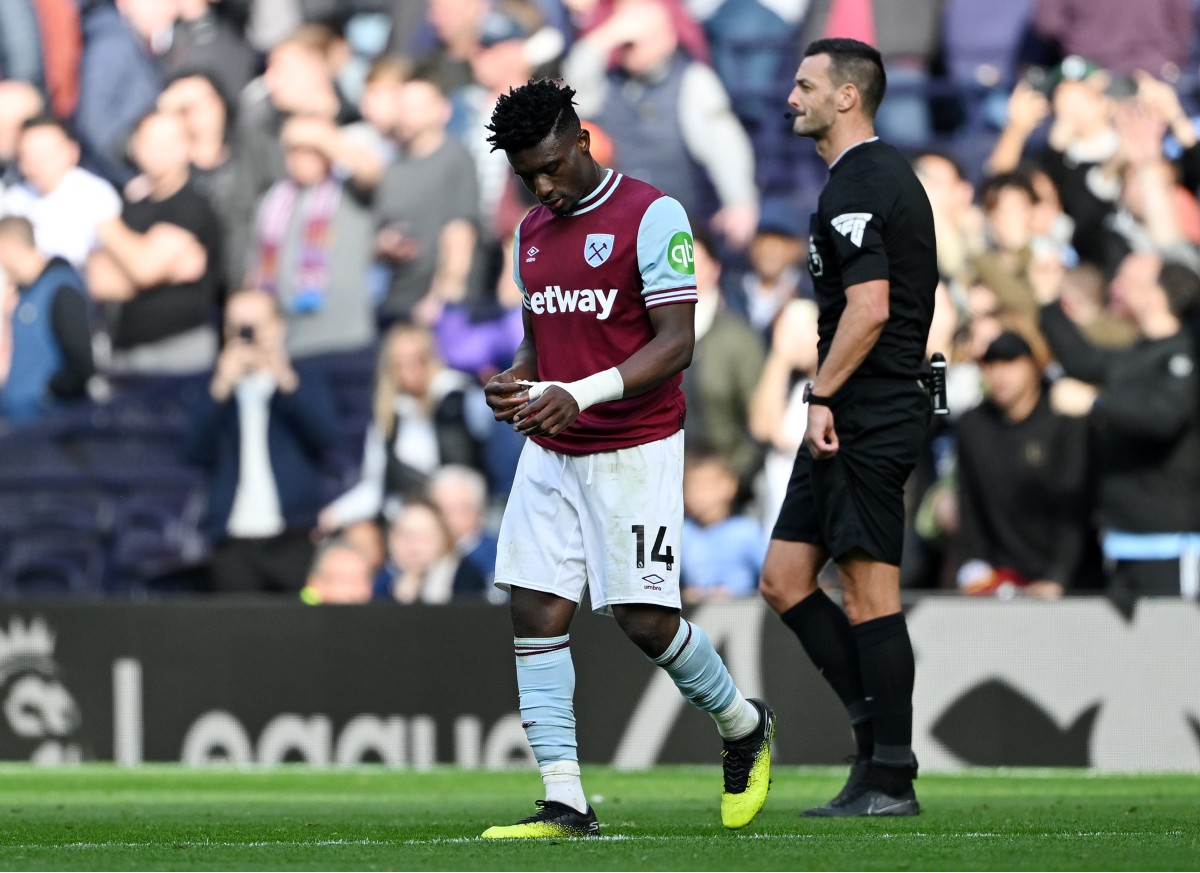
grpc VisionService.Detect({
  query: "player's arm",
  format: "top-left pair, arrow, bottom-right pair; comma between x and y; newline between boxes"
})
512,303 -> 693,437
486,308 -> 540,423
485,229 -> 539,423
616,302 -> 694,396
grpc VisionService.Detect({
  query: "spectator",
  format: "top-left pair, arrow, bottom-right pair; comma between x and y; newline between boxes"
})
300,538 -> 375,604
374,499 -> 487,603
681,230 -> 766,490
432,232 -> 524,382
971,171 -> 1045,319
739,205 -> 806,332
912,149 -> 985,292
228,26 -> 366,282
748,298 -> 819,530
1103,99 -> 1200,271
339,518 -> 387,577
157,72 -> 238,277
798,0 -> 941,148
988,57 -> 1120,271
2,116 -> 120,272
415,0 -> 490,94
88,110 -> 222,375
353,56 -> 409,161
453,6 -> 541,254
568,0 -> 710,63
75,0 -> 172,186
955,331 -> 1091,599
246,115 -> 376,360
0,81 -> 44,199
681,449 -> 766,603
1031,0 -> 1193,79
564,0 -> 759,247
374,73 -> 479,324
0,216 -> 93,427
165,0 -> 258,107
319,324 -> 492,529
0,0 -> 82,119
1039,253 -> 1200,598
184,288 -> 340,595
429,463 -> 498,585
1056,263 -> 1136,349
1134,72 -> 1200,202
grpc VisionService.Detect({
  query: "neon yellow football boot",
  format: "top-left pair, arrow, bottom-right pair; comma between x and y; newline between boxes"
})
720,698 -> 776,828
481,800 -> 600,839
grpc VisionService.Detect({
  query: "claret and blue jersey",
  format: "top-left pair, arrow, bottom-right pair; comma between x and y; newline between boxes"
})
512,168 -> 699,455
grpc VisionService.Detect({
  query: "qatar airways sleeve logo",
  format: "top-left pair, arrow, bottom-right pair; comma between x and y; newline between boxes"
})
529,286 -> 618,320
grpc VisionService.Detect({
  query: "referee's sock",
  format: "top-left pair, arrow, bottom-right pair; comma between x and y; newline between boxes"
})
514,635 -> 587,813
852,613 -> 916,794
651,619 -> 761,740
780,590 -> 874,757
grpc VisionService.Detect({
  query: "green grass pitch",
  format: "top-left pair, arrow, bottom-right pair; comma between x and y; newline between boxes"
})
0,766 -> 1197,870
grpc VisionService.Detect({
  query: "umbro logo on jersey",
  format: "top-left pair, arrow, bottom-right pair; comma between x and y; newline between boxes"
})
526,246 -> 539,263
584,233 -> 615,267
832,212 -> 872,247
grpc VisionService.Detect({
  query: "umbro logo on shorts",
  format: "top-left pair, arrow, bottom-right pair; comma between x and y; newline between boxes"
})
643,573 -> 665,591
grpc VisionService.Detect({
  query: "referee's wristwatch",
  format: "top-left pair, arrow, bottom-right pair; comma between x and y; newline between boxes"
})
803,382 -> 833,407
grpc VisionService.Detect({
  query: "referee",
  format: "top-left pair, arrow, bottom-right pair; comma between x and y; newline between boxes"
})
758,38 -> 937,817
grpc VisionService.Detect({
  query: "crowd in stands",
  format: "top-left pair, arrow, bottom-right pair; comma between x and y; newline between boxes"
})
0,0 -> 1197,601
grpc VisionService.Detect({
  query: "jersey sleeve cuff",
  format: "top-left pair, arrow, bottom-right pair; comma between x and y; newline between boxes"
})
643,286 -> 699,308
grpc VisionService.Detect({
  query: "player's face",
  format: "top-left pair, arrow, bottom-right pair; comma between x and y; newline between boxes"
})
788,54 -> 840,140
506,129 -> 595,217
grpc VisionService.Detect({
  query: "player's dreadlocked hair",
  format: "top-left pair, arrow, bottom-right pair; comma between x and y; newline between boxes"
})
486,78 -> 581,153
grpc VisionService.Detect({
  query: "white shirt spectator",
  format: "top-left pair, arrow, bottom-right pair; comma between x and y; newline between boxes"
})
2,167 -> 121,270
226,371 -> 286,538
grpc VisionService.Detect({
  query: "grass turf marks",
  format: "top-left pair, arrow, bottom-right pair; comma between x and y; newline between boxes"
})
0,766 -> 1197,870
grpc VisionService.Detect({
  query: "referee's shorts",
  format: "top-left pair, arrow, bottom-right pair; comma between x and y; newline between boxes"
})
772,377 -> 930,566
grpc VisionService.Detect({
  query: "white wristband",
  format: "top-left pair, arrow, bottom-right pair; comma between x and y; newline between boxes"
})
528,367 -> 624,412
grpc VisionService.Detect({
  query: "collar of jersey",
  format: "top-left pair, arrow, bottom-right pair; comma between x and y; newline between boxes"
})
829,136 -> 879,170
566,168 -> 621,217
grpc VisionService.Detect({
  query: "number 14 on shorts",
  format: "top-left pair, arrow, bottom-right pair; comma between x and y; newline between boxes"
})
631,524 -> 674,570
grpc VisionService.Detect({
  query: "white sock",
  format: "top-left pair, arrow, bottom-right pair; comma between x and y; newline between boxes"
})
540,760 -> 588,813
714,692 -> 761,740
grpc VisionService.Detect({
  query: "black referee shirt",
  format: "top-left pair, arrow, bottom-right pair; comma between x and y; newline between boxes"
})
807,138 -> 938,379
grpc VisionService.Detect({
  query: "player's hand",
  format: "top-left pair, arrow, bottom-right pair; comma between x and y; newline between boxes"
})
804,404 -> 839,459
513,385 -> 580,438
484,371 -> 531,423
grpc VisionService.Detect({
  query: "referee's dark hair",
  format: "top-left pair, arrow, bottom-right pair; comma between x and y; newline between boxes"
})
486,78 -> 581,153
804,38 -> 887,118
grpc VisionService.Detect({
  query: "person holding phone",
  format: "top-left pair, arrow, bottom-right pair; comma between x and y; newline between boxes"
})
184,288 -> 340,594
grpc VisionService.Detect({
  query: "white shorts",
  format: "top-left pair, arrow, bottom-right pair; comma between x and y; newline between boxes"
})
495,431 -> 684,615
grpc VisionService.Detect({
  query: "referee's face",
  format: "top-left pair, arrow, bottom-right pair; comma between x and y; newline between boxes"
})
788,54 -> 838,140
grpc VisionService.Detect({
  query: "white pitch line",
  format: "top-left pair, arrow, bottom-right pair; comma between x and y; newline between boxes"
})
1,830 -> 1185,852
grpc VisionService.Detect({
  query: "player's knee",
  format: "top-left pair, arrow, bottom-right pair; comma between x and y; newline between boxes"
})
758,558 -> 815,614
613,605 -> 679,658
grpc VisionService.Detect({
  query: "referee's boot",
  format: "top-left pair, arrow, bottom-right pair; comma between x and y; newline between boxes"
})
720,698 -> 776,828
804,758 -> 920,817
481,800 -> 600,839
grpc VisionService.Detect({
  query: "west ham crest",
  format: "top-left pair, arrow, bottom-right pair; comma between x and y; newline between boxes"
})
584,233 -> 615,267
